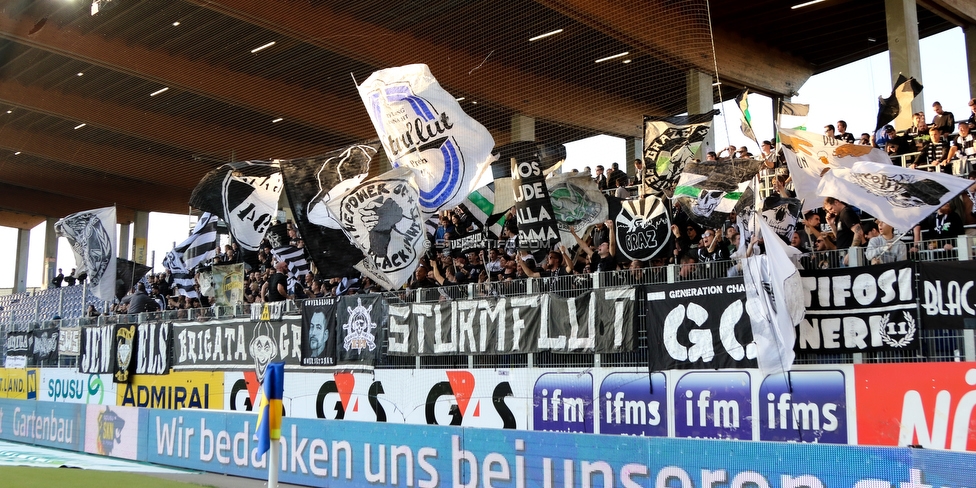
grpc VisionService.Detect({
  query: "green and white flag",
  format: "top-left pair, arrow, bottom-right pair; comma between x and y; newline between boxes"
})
673,158 -> 763,229
736,89 -> 758,146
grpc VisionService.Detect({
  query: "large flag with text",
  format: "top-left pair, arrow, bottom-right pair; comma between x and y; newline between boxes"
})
55,206 -> 117,301
327,167 -> 427,290
279,144 -> 377,279
642,111 -> 718,197
358,63 -> 494,214
189,161 -> 282,251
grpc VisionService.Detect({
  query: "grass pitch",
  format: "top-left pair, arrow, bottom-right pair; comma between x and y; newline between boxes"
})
0,466 -> 217,488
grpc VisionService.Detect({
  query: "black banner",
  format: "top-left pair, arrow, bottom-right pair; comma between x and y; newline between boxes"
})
31,327 -> 59,364
335,294 -> 386,367
113,324 -> 138,383
172,318 -> 303,374
5,330 -> 32,359
918,260 -> 976,330
507,142 -> 561,261
797,262 -> 919,353
644,278 -> 758,370
135,322 -> 171,375
301,298 -> 338,366
387,288 -> 637,355
80,325 -> 116,374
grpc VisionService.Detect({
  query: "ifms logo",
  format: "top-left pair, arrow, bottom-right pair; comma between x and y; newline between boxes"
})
758,370 -> 846,444
599,372 -> 667,437
674,371 -> 751,440
425,371 -> 517,429
857,363 -> 976,451
533,373 -> 593,433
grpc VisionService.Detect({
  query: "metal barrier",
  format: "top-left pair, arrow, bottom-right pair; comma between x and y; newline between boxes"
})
4,235 -> 976,369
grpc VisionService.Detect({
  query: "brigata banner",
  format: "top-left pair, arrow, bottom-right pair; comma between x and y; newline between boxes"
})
798,262 -> 918,354
644,278 -> 757,370
387,287 -> 636,355
171,318 -> 303,372
917,260 -> 976,330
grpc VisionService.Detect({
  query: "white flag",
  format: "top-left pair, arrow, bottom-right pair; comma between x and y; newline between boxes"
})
548,172 -> 608,251
328,166 -> 426,290
358,63 -> 494,214
779,128 -> 892,212
742,216 -> 803,377
818,161 -> 971,232
55,206 -> 117,301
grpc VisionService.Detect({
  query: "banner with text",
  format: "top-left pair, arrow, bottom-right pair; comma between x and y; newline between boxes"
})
172,318 -> 303,371
797,262 -> 919,354
644,279 -> 758,370
917,260 -> 976,330
387,288 -> 636,355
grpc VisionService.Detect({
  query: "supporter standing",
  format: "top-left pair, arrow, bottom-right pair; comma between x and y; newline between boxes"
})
835,120 -> 856,143
823,197 -> 862,250
946,121 -> 976,175
262,261 -> 289,302
931,101 -> 955,135
911,126 -> 952,172
120,283 -> 160,314
865,220 -> 908,264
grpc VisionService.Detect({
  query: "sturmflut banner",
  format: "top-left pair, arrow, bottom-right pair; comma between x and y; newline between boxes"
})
917,260 -> 976,330
644,278 -> 758,370
387,288 -> 636,355
797,262 -> 919,353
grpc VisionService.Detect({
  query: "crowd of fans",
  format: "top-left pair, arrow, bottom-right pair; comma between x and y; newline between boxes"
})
114,97 -> 976,309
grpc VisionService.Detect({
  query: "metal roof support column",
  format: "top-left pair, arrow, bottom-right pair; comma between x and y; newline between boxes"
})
511,114 -> 536,142
132,210 -> 150,265
885,0 -> 924,130
119,221 -> 131,260
13,228 -> 29,294
43,217 -> 58,290
966,24 -> 976,98
686,70 -> 715,158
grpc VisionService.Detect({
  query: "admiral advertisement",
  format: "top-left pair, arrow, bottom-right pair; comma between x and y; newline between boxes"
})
84,404 -> 141,460
643,278 -> 758,370
117,371 -> 223,410
798,262 -> 919,353
387,287 -> 636,355
39,369 -> 116,405
856,362 -> 976,452
917,260 -> 976,330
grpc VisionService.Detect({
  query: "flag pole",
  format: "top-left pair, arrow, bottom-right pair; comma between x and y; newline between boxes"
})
268,440 -> 280,487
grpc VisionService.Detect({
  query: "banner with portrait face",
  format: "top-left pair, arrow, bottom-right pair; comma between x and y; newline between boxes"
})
301,298 -> 338,367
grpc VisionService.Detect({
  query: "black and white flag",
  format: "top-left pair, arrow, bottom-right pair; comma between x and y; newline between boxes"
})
642,111 -> 718,197
80,325 -> 116,374
673,158 -> 763,229
189,161 -> 281,251
55,206 -> 117,301
818,161 -> 971,232
279,144 -> 376,279
327,167 -> 427,290
335,294 -> 387,368
182,212 -> 219,270
644,278 -> 758,371
507,143 -> 563,261
162,250 -> 197,299
875,74 -> 923,131
113,324 -> 137,383
797,262 -> 918,354
266,222 -> 310,294
5,330 -> 32,360
613,195 -> 672,262
135,322 -> 170,375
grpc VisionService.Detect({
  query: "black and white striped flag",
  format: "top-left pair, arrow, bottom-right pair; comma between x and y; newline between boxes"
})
182,213 -> 219,270
267,222 -> 310,294
162,250 -> 197,299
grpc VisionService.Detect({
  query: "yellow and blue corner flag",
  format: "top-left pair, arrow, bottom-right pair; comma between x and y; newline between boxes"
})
255,361 -> 284,456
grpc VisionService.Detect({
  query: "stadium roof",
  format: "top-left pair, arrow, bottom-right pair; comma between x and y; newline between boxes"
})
0,0 -> 968,228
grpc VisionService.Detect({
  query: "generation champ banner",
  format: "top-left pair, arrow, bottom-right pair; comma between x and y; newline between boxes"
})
387,288 -> 636,355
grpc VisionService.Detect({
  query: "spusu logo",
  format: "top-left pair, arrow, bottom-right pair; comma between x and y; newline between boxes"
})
425,371 -> 517,429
